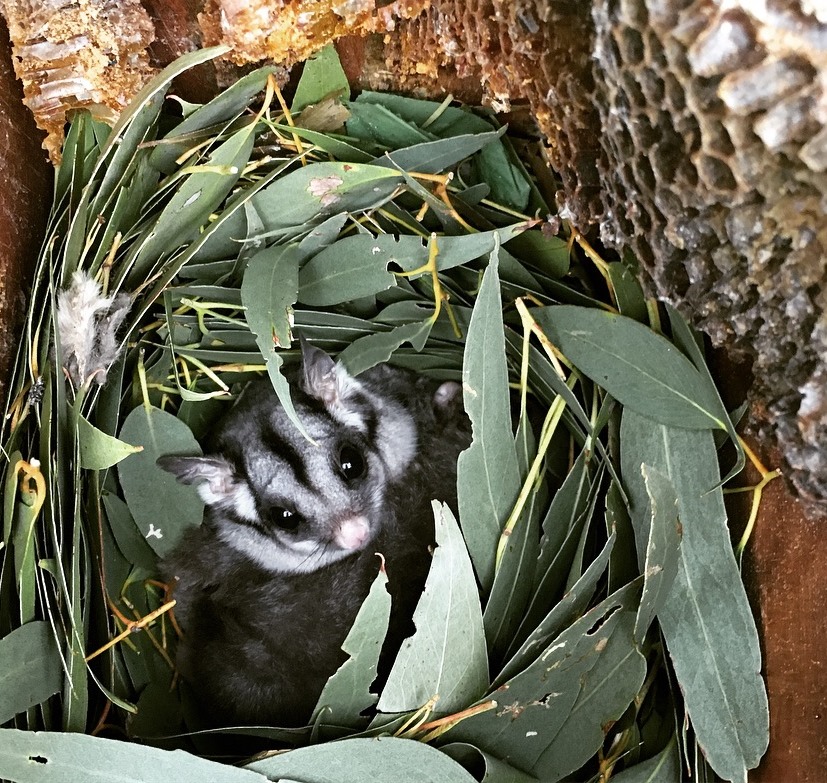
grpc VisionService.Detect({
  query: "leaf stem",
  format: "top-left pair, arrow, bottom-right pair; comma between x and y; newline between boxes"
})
496,394 -> 566,569
85,600 -> 176,662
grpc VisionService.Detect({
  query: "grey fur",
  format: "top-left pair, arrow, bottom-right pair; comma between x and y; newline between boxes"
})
159,351 -> 470,728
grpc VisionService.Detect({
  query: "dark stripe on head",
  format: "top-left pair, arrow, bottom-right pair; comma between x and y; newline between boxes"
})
259,424 -> 309,488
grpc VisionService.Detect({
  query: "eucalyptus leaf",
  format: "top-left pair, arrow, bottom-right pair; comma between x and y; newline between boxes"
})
312,567 -> 391,727
0,729 -> 269,782
446,582 -> 642,778
456,249 -> 521,590
338,320 -> 432,377
634,465 -> 682,645
242,244 -> 308,438
621,410 -> 769,783
127,122 -> 256,285
346,101 -> 433,148
504,231 -> 569,280
101,492 -> 157,570
377,502 -> 488,715
250,162 -> 405,235
117,406 -> 204,557
607,262 -> 647,322
612,737 -> 682,783
292,44 -> 350,113
535,306 -> 729,430
442,744 -> 539,783
483,487 -> 540,668
247,737 -> 477,782
151,66 -> 277,173
664,303 -> 745,483
373,130 -> 504,175
497,531 -> 615,686
77,415 -> 142,470
0,623 -> 62,724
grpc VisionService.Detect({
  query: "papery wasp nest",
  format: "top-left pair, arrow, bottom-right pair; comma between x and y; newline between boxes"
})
0,0 -> 156,162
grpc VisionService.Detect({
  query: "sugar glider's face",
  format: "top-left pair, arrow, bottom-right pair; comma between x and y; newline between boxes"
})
158,343 -> 418,574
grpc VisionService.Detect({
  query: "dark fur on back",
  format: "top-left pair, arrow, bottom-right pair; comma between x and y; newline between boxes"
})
161,362 -> 470,728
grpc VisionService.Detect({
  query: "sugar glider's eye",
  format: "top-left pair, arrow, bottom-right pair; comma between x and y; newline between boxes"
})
272,507 -> 301,531
338,444 -> 366,482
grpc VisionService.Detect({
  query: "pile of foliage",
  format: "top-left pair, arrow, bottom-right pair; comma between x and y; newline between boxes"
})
0,46 -> 768,783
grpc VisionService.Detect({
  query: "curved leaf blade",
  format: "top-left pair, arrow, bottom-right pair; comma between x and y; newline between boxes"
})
247,737 -> 477,782
78,415 -> 142,470
0,624 -> 62,724
377,502 -> 488,715
535,306 -> 728,430
621,410 -> 769,783
456,248 -> 521,590
117,406 -> 204,557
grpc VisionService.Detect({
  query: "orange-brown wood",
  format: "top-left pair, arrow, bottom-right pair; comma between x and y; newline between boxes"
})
0,16 -> 51,400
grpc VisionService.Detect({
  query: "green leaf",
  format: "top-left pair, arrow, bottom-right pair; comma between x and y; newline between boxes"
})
101,491 -> 157,570
12,497 -> 39,624
377,502 -> 488,715
242,243 -> 298,350
373,130 -> 504,175
607,262 -> 647,322
475,137 -> 531,212
247,737 -> 478,782
241,243 -> 309,439
270,124 -> 373,163
304,225 -> 532,305
456,249 -> 521,591
531,611 -> 646,782
482,485 -> 540,668
634,465 -> 682,645
0,729 -> 269,782
621,410 -> 769,783
127,122 -> 256,285
504,231 -> 570,279
442,744 -> 539,782
77,415 -> 142,470
338,320 -> 432,377
250,162 -> 405,235
446,583 -> 643,779
0,623 -> 62,724
3,451 -> 22,546
346,101 -> 432,148
151,66 -> 277,173
312,567 -> 391,727
298,250 -> 397,307
535,306 -> 729,430
611,737 -> 682,783
664,303 -> 745,484
497,531 -> 615,686
117,406 -> 204,557
292,44 -> 350,113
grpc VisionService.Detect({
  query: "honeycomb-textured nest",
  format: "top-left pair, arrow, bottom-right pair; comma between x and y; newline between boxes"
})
0,0 -> 156,162
589,1 -> 827,508
374,0 -> 827,511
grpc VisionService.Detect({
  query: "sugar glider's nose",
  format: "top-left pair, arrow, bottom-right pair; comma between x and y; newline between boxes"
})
334,515 -> 371,550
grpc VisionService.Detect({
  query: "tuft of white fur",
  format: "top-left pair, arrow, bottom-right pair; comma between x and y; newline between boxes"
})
56,271 -> 130,387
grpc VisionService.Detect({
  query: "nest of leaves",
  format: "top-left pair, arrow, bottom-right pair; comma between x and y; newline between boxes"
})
0,46 -> 770,783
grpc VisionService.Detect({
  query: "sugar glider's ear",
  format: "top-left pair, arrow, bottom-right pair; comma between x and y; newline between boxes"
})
157,455 -> 237,507
300,337 -> 357,407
